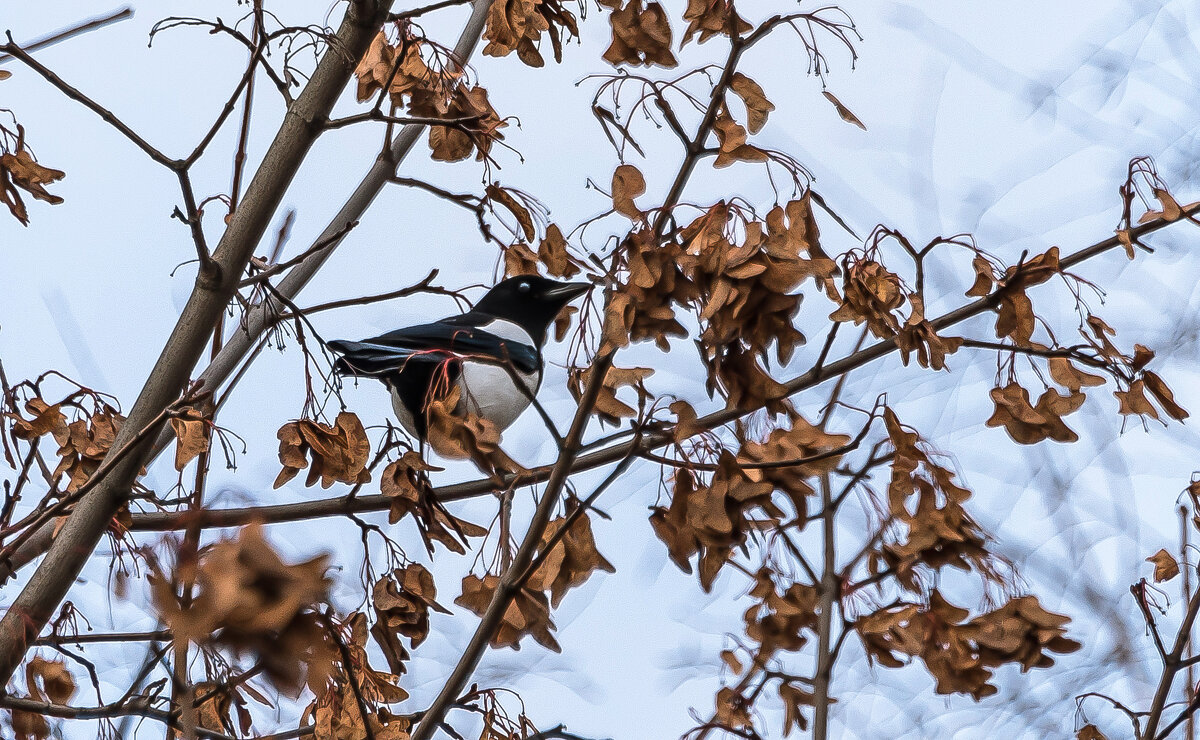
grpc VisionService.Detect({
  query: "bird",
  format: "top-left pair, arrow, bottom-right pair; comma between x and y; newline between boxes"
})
328,275 -> 591,440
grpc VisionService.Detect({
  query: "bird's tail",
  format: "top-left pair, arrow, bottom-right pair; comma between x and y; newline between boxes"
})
326,339 -> 403,376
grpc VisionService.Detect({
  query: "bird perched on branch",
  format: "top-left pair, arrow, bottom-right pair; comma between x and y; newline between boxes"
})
328,276 -> 591,440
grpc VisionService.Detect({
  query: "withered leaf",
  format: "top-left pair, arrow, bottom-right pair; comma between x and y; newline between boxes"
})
829,256 -> 905,338
170,396 -> 215,472
538,223 -> 581,278
994,290 -> 1035,346
720,648 -> 743,675
822,90 -> 866,130
486,183 -> 535,241
483,0 -> 580,66
503,240 -> 540,278
8,397 -> 67,441
568,363 -> 654,425
681,0 -> 751,45
26,657 -> 76,705
730,73 -> 774,134
456,574 -> 562,651
52,405 -> 125,493
965,255 -> 996,297
193,681 -> 237,736
1048,357 -> 1106,392
425,386 -> 525,479
712,110 -> 768,168
1077,725 -> 1109,740
528,504 -> 616,606
1130,343 -> 1155,371
371,563 -> 450,673
669,399 -> 705,444
1143,370 -> 1189,421
0,147 -> 66,226
779,679 -> 815,735
1114,379 -> 1159,421
1147,548 -> 1179,582
985,383 -> 1081,444
423,86 -> 507,163
380,451 -> 441,524
274,412 -> 371,489
381,450 -> 485,555
714,687 -> 752,730
603,0 -> 678,68
612,163 -> 646,220
151,523 -> 333,692
1140,187 -> 1184,222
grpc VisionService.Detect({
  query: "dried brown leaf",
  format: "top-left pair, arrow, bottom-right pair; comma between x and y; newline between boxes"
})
1147,548 -> 1179,582
822,90 -> 866,130
730,73 -> 774,134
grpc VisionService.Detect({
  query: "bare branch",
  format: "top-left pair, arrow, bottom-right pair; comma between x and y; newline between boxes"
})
0,7 -> 133,64
0,33 -> 177,168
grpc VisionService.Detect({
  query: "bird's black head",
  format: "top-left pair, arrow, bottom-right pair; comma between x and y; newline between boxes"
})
472,275 -> 591,346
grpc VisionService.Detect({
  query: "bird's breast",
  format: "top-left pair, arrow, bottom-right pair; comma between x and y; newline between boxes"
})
457,359 -> 541,431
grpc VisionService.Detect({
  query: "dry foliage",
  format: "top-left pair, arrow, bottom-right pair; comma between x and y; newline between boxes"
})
2,2 -> 1198,740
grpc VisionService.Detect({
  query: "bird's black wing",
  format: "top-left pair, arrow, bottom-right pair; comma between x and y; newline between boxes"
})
328,318 -> 539,377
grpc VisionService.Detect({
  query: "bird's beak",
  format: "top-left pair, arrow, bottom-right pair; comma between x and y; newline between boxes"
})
545,281 -> 593,301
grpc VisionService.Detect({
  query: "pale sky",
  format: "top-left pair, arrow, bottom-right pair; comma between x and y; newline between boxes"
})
3,1 -> 1200,738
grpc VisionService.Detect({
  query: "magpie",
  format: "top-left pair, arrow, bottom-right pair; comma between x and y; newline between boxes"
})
328,276 -> 591,440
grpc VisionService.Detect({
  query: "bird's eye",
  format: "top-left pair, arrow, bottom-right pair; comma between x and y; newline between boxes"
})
517,281 -> 531,293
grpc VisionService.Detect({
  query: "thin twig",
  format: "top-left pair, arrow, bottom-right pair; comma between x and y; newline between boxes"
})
0,35 -> 177,168
0,7 -> 133,64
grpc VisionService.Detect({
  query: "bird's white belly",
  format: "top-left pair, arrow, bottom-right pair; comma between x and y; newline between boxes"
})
387,362 -> 539,438
458,361 -> 540,430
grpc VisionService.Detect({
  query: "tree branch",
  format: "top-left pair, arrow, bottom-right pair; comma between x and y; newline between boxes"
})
0,7 -> 133,64
126,203 -> 1200,537
0,33 -> 177,169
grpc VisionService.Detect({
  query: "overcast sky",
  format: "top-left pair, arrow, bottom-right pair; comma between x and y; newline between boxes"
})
3,1 -> 1200,738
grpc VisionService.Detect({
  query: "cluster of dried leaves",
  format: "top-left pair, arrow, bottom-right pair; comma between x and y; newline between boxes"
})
668,406 -> 1086,736
970,247 -> 1189,442
5,389 -> 126,494
831,246 -> 964,370
0,119 -> 65,226
370,563 -> 451,673
424,386 -> 526,478
304,613 -> 411,740
601,172 -> 839,417
355,27 -> 506,162
380,450 -> 487,554
483,0 -> 580,67
274,412 -> 370,489
857,591 -> 1079,699
151,524 -> 335,692
9,658 -> 76,740
876,408 -> 993,588
458,499 -> 614,650
651,411 -> 849,590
